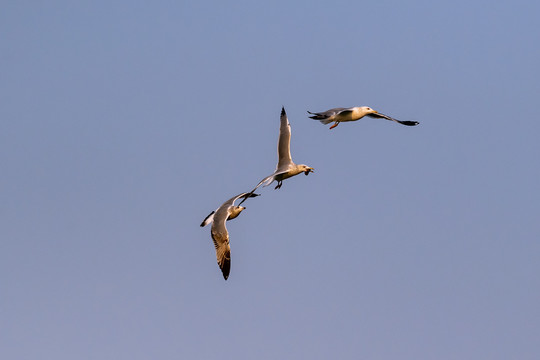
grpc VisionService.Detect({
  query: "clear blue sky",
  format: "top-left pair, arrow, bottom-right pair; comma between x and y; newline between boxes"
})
1,1 -> 539,359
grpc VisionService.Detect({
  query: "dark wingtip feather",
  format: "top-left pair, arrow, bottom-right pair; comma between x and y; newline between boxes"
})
221,257 -> 230,280
238,191 -> 260,205
200,211 -> 214,227
402,121 -> 420,126
281,106 -> 286,116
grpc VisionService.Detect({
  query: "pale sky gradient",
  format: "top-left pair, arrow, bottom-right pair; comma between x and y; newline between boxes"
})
1,1 -> 539,359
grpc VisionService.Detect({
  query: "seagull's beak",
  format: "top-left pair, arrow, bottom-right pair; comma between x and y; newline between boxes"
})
304,167 -> 314,175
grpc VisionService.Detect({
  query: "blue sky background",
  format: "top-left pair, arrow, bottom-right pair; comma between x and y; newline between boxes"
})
1,1 -> 539,359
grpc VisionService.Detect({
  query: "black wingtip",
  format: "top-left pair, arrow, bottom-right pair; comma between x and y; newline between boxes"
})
243,192 -> 260,200
238,191 -> 260,206
402,121 -> 420,126
281,106 -> 286,116
200,211 -> 215,227
221,258 -> 230,280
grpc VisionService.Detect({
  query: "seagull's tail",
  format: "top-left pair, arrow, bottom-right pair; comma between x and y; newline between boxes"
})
307,111 -> 333,124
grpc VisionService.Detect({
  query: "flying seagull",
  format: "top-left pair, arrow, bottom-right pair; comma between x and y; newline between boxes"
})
240,107 -> 313,203
308,106 -> 419,129
200,192 -> 259,280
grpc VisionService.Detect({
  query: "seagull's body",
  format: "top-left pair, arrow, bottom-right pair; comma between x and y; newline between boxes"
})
241,107 -> 313,203
308,106 -> 419,129
200,192 -> 259,280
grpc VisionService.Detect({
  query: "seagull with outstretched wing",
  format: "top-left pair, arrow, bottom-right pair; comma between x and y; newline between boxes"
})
200,192 -> 259,280
308,106 -> 419,129
240,107 -> 314,203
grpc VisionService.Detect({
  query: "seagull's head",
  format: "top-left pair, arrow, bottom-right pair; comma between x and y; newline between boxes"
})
360,106 -> 378,115
300,164 -> 314,176
228,206 -> 246,220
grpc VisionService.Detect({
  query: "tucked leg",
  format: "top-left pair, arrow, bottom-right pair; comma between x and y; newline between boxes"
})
329,122 -> 339,129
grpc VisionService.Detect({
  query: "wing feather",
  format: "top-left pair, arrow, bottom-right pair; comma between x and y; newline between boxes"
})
211,229 -> 231,280
366,112 -> 419,126
277,107 -> 293,170
210,202 -> 232,280
200,211 -> 215,227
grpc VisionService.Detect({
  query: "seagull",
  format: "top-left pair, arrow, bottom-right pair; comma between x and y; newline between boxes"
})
240,107 -> 314,203
308,106 -> 419,129
200,192 -> 259,280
